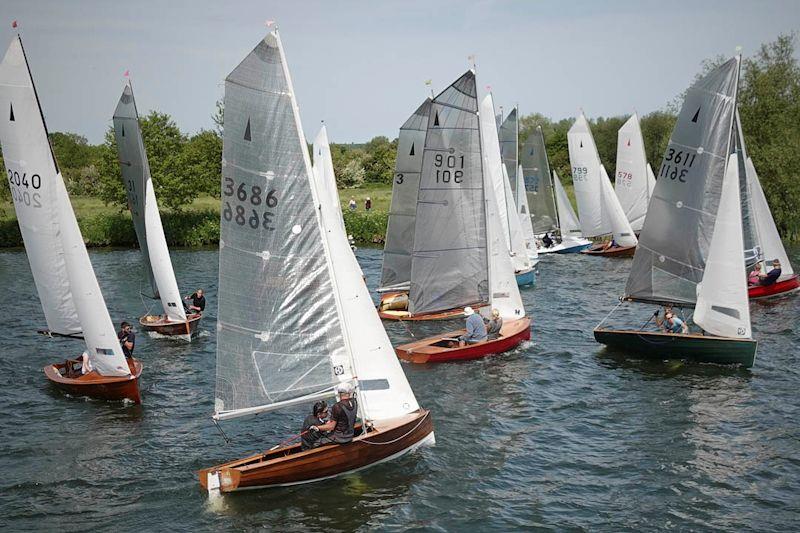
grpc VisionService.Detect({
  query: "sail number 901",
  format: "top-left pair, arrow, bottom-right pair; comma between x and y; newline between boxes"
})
434,153 -> 464,184
223,177 -> 278,230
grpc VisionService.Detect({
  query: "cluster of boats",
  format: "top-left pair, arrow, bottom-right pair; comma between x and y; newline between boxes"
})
1,27 -> 796,495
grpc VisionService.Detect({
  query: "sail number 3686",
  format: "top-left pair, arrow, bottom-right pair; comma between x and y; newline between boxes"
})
434,153 -> 464,184
223,177 -> 278,230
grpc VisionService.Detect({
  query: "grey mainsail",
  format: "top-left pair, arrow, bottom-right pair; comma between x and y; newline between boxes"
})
379,98 -> 431,291
498,107 -> 518,199
521,126 -> 558,234
625,57 -> 740,306
409,70 -> 488,315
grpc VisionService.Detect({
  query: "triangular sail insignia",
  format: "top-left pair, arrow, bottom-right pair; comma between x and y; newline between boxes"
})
627,138 -> 630,146
433,110 -> 440,126
409,142 -> 414,156
691,107 -> 700,123
244,117 -> 251,141
9,102 -> 14,121
579,140 -> 583,148
121,124 -> 125,137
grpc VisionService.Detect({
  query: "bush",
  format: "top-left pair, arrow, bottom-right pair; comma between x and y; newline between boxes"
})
342,209 -> 389,244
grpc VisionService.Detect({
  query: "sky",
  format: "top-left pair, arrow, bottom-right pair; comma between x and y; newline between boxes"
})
4,0 -> 800,144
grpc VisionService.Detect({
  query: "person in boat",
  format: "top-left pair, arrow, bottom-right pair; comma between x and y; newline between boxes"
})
301,401 -> 333,450
80,350 -> 93,375
542,232 -> 554,248
118,322 -> 135,358
459,306 -> 487,346
655,309 -> 688,334
184,289 -> 206,313
485,309 -> 503,340
748,263 -> 763,286
759,259 -> 782,286
310,383 -> 358,444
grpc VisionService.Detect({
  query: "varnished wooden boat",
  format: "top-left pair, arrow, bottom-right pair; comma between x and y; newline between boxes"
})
199,409 -> 434,492
580,242 -> 636,257
139,313 -> 202,339
593,327 -> 757,367
395,317 -> 531,363
44,357 -> 143,403
378,292 -> 488,321
748,274 -> 800,300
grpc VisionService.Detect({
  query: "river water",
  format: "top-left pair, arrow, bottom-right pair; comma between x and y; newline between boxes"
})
0,246 -> 798,531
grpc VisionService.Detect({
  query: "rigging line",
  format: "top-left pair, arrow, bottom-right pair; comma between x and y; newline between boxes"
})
595,300 -> 623,329
213,418 -> 232,445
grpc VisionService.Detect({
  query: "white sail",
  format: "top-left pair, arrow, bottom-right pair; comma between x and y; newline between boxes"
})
501,163 -> 532,271
747,157 -> 793,277
215,31 -> 419,423
614,113 -> 653,232
0,36 -> 81,335
646,163 -> 657,200
517,164 -> 538,260
113,84 -> 186,323
553,170 -> 583,239
312,125 -> 345,231
600,166 -> 638,247
568,112 -> 611,237
695,154 -> 751,338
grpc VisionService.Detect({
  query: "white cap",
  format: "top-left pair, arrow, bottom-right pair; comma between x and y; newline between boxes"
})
336,382 -> 353,394
464,306 -> 474,316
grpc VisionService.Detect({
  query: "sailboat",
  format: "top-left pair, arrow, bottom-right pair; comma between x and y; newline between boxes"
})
594,57 -> 758,367
522,127 -> 591,254
378,74 -> 490,321
482,96 -> 535,287
614,113 -> 656,233
0,36 -> 142,401
199,30 -> 433,493
377,98 -> 432,316
394,72 -> 530,363
113,83 -> 201,341
733,111 -> 799,299
568,112 -> 638,257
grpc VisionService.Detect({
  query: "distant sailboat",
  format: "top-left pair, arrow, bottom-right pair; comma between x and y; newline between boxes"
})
594,57 -> 758,367
0,36 -> 141,401
112,83 -> 201,341
614,113 -> 656,233
199,30 -> 434,493
568,112 -> 637,257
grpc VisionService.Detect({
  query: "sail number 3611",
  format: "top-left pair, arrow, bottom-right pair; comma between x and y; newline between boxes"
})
222,177 -> 278,230
658,148 -> 697,183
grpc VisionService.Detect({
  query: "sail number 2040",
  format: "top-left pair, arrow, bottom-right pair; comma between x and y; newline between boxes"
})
434,153 -> 464,184
7,170 -> 42,208
222,177 -> 278,230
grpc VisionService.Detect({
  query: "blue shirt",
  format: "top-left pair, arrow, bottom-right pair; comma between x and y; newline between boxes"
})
666,316 -> 684,333
465,313 -> 487,342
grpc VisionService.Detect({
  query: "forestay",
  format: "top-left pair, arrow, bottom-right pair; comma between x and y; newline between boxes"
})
600,166 -> 637,247
615,113 -> 654,232
0,36 -> 80,335
498,107 -> 518,200
409,71 -> 488,315
568,113 -> 611,237
379,98 -> 431,291
521,127 -> 558,234
553,171 -> 583,238
625,57 -> 740,306
694,154 -> 751,338
113,84 -> 186,323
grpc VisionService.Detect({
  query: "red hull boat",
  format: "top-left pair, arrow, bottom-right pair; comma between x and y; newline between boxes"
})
748,274 -> 800,299
395,317 -> 531,363
580,242 -> 636,257
44,358 -> 143,404
139,313 -> 202,339
378,292 -> 487,322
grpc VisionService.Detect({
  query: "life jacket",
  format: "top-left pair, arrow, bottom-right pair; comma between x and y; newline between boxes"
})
333,398 -> 358,443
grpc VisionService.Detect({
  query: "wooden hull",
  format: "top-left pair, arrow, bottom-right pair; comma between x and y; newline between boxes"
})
378,292 -> 488,321
515,268 -> 536,287
44,358 -> 143,403
199,409 -> 434,492
581,243 -> 636,257
139,313 -> 202,340
593,328 -> 757,368
395,317 -> 531,363
748,275 -> 800,300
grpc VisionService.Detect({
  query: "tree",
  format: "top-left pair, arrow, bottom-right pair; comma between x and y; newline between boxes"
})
640,111 -> 676,171
182,130 -> 222,197
330,143 -> 367,188
362,136 -> 396,184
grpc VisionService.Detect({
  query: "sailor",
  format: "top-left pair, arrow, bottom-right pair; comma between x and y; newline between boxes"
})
301,401 -> 332,450
184,289 -> 206,313
759,259 -> 782,286
655,309 -> 688,334
748,263 -> 763,286
459,306 -> 487,345
311,383 -> 358,444
118,322 -> 136,358
80,350 -> 93,375
542,232 -> 554,248
485,308 -> 503,340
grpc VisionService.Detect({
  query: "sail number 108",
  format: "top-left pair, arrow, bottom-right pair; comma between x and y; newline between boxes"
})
434,153 -> 464,184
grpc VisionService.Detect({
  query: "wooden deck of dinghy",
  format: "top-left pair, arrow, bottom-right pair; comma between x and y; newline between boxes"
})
593,327 -> 757,367
748,274 -> 800,300
395,317 -> 531,363
44,358 -> 143,403
378,292 -> 488,322
198,409 -> 434,492
580,243 -> 636,257
139,313 -> 202,338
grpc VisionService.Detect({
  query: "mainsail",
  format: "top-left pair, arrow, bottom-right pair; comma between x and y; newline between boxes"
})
746,157 -> 793,277
215,31 -> 419,421
409,71 -> 488,315
113,84 -> 187,323
0,36 -> 80,335
379,98 -> 431,291
498,107 -> 518,200
568,113 -> 612,237
521,126 -> 558,234
311,124 -> 345,231
615,113 -> 655,232
625,57 -> 740,305
516,164 -> 539,259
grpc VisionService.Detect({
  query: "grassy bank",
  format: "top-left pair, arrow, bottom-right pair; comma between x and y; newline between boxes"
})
0,183 -> 578,248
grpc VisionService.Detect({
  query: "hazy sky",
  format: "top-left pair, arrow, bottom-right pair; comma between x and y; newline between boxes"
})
4,0 -> 800,144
